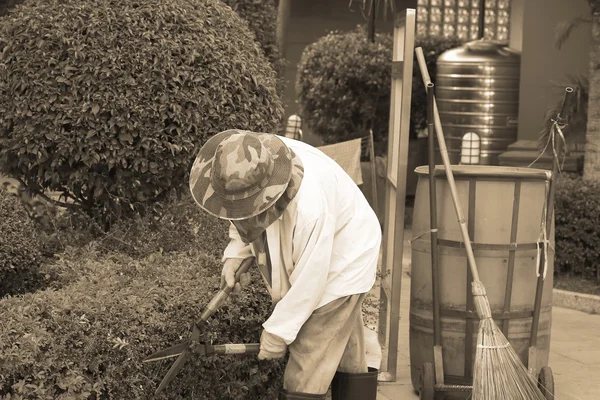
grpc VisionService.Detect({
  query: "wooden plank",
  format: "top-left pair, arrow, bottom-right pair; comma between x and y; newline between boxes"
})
384,8 -> 416,382
502,180 -> 521,336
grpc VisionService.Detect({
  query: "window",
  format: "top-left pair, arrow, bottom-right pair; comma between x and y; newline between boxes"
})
416,0 -> 511,42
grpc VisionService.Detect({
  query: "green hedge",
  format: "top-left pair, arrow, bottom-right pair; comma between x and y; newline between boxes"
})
0,0 -> 283,224
48,194 -> 230,260
0,190 -> 285,398
222,0 -> 285,97
222,0 -> 280,70
554,174 -> 600,280
296,25 -> 462,154
0,0 -> 22,16
0,252 -> 284,399
0,188 -> 46,298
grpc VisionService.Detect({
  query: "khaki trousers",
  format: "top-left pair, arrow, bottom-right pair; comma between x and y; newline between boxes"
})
283,293 -> 368,395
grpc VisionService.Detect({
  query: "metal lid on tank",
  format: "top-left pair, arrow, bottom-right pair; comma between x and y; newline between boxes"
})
437,39 -> 521,64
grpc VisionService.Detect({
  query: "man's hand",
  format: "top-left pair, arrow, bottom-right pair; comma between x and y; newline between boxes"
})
220,258 -> 250,294
258,330 -> 287,360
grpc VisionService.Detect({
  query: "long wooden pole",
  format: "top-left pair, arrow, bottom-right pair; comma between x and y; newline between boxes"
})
477,0 -> 486,39
415,47 -> 481,283
368,0 -> 377,42
427,82 -> 442,347
276,0 -> 292,57
428,82 -> 445,384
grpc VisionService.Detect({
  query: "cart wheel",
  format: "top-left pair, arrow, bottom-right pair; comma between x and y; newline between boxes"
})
537,366 -> 555,400
420,362 -> 435,400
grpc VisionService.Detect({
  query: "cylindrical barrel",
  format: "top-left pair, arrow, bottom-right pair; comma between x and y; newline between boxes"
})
436,40 -> 521,165
409,165 -> 554,395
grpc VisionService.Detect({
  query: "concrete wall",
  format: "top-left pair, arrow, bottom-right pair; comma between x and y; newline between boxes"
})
282,0 -> 418,146
515,0 -> 591,141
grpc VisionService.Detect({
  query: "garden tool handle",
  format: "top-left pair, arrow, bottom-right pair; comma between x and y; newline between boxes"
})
415,47 -> 481,283
213,343 -> 261,355
198,257 -> 256,322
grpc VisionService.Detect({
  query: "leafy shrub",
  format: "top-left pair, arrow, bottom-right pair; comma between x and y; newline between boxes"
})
296,25 -> 462,154
0,0 -> 283,225
0,188 -> 48,298
102,194 -> 230,259
45,192 -> 229,261
222,0 -> 281,72
0,252 -> 284,399
554,174 -> 600,280
37,192 -> 230,294
409,35 -> 464,138
0,0 -> 23,16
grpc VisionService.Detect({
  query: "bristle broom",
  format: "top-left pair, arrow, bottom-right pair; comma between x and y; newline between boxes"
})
472,281 -> 548,400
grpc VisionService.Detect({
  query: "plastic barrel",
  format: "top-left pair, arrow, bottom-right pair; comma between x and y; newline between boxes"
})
409,165 -> 554,396
436,40 -> 521,165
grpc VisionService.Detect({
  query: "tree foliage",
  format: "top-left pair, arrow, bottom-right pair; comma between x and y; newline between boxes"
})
0,0 -> 283,225
296,26 -> 461,154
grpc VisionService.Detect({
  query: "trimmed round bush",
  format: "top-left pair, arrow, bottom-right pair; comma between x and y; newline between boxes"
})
44,192 -> 231,265
296,26 -> 462,154
0,188 -> 46,297
222,0 -> 280,71
0,0 -> 23,16
0,0 -> 283,223
554,174 -> 600,280
223,0 -> 285,96
0,252 -> 284,399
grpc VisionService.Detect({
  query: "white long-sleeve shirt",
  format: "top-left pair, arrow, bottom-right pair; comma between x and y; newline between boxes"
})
222,136 -> 382,345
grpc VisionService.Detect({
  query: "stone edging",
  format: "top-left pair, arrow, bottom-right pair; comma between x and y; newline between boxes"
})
553,288 -> 600,315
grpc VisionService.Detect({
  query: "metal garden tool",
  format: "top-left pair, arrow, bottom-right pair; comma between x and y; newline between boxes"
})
143,256 -> 256,394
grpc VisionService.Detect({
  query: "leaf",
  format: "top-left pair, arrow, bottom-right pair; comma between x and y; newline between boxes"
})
118,132 -> 133,143
91,104 -> 100,115
554,17 -> 592,50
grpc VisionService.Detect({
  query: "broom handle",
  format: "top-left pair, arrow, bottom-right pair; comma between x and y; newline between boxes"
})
415,47 -> 481,283
427,82 -> 442,346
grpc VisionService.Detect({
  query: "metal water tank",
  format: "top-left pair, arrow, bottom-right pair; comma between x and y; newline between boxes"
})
436,40 -> 521,165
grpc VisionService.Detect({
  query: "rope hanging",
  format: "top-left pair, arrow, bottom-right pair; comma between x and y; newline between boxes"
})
528,117 -> 568,172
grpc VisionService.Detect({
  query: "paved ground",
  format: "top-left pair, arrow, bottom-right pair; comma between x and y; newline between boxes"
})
374,229 -> 600,400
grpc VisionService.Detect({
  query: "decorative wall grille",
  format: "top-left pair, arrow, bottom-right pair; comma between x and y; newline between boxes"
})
416,0 -> 511,41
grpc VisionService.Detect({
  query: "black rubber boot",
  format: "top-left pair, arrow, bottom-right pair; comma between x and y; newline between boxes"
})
278,389 -> 327,399
331,367 -> 378,400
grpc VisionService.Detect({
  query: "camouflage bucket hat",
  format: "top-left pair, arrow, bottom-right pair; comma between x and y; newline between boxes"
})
189,129 -> 301,221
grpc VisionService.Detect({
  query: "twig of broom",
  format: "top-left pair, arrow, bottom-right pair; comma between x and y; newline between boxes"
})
414,47 -> 547,400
